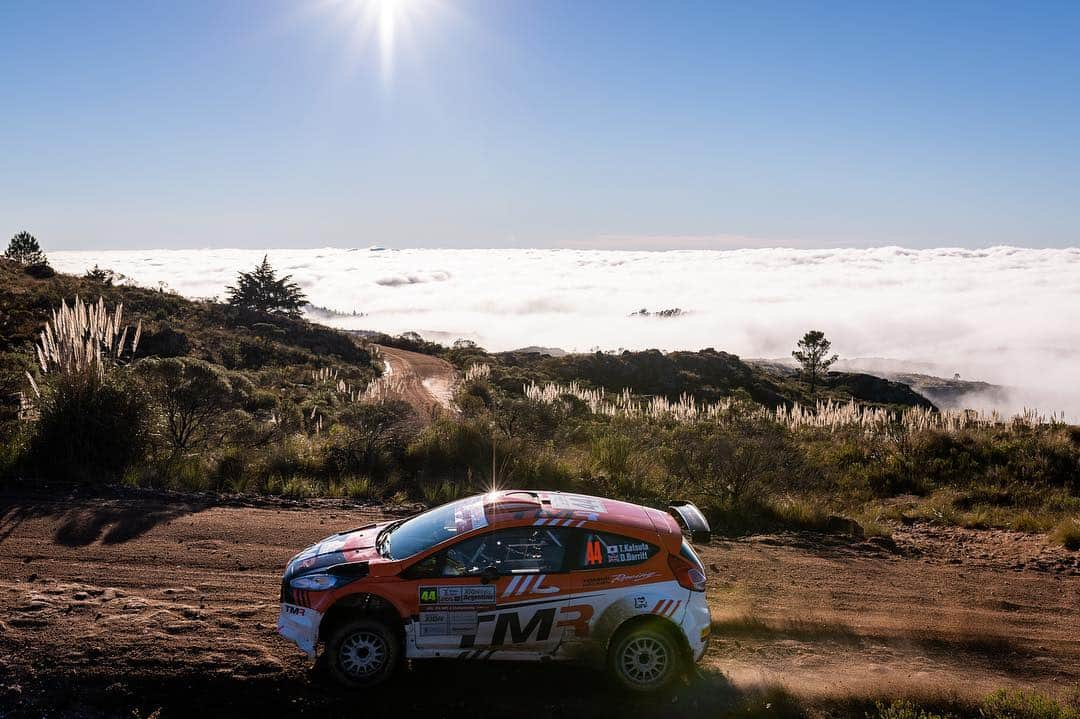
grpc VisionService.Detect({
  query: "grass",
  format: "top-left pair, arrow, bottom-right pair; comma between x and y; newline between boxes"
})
524,379 -> 1065,433
1050,517 -> 1080,550
419,478 -> 469,506
819,687 -> 1080,719
32,296 -> 141,378
878,489 -> 1078,536
327,476 -> 379,501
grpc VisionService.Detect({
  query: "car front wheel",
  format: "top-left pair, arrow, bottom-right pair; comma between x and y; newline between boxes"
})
324,618 -> 401,688
608,622 -> 684,692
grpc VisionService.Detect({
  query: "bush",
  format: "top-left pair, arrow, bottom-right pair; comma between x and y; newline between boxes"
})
981,689 -> 1078,719
23,263 -> 56,279
328,476 -> 380,501
870,699 -> 951,719
136,357 -> 251,454
28,371 -> 153,483
126,455 -> 210,492
418,478 -> 470,506
406,419 -> 491,485
323,401 -> 414,480
210,449 -> 249,493
1051,517 -> 1080,550
0,435 -> 22,481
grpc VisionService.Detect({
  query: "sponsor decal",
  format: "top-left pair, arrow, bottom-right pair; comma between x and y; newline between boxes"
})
633,596 -> 647,609
284,604 -> 306,616
650,599 -> 683,618
611,571 -> 658,584
531,510 -> 593,528
555,603 -> 595,638
584,537 -> 654,567
491,608 -> 555,645
469,603 -> 595,647
418,610 -> 479,636
419,585 -> 497,607
608,542 -> 651,564
548,495 -> 606,514
501,574 -> 559,597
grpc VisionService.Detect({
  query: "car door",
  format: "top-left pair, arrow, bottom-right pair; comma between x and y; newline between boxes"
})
411,525 -> 571,657
555,529 -> 667,653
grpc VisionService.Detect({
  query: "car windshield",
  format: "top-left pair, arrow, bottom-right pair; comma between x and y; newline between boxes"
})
381,495 -> 489,560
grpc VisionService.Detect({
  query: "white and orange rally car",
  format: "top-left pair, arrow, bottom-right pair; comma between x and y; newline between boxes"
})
277,490 -> 711,691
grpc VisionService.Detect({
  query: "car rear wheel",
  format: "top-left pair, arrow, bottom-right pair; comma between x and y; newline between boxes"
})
608,622 -> 683,692
324,618 -> 401,688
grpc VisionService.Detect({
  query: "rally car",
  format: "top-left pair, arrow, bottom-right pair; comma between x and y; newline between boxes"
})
277,490 -> 711,692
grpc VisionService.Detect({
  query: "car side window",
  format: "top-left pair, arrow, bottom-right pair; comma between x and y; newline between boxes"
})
436,527 -> 571,577
574,531 -> 658,569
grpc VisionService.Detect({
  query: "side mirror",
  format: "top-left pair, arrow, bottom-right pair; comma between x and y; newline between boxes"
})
479,565 -> 499,584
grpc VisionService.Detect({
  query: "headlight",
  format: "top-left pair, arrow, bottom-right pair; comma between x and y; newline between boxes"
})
289,573 -> 350,591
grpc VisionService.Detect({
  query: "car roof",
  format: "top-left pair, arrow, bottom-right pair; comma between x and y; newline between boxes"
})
483,490 -> 670,536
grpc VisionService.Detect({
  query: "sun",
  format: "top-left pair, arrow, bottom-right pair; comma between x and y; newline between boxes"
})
324,0 -> 437,85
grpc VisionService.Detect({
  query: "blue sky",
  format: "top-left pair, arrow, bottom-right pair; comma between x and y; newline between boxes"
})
2,0 -> 1078,250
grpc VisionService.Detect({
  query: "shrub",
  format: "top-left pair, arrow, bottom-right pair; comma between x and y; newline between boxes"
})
406,419 -> 491,485
28,371 -> 153,483
210,449 -> 249,493
0,435 -> 23,481
419,478 -> 469,506
24,263 -> 56,279
1051,517 -> 1080,550
136,357 -> 251,454
324,401 -> 413,480
126,455 -> 210,491
328,476 -> 379,501
981,689 -> 1078,719
869,699 -> 952,719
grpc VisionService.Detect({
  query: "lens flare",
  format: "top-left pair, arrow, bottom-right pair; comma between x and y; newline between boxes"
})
324,0 -> 437,86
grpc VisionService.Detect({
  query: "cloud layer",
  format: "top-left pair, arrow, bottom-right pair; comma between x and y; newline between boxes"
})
51,246 -> 1080,416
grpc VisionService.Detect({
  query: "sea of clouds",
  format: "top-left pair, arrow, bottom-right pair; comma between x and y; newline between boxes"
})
50,246 -> 1080,417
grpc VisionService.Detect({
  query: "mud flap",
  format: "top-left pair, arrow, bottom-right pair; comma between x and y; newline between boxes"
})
277,603 -> 322,657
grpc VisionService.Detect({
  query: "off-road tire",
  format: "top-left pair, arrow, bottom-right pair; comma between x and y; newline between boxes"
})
607,621 -> 684,693
324,618 -> 401,689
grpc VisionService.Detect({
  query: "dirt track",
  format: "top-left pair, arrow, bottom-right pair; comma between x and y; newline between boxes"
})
0,489 -> 1077,718
375,344 -> 457,419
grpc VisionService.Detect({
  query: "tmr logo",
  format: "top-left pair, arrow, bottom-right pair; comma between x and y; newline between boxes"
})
490,607 -> 556,646
484,603 -> 595,645
284,605 -> 306,616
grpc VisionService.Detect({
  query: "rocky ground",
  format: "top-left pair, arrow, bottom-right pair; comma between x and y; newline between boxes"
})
0,489 -> 1076,718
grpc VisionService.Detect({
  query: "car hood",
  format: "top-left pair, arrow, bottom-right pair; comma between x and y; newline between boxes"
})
284,521 -> 388,580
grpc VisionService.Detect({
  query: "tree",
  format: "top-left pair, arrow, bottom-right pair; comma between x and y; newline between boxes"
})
5,231 -> 47,267
226,256 -> 307,317
85,265 -> 116,286
792,330 -> 838,399
136,357 -> 250,453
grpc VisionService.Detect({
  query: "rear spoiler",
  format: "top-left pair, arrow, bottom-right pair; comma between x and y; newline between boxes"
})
666,501 -> 711,544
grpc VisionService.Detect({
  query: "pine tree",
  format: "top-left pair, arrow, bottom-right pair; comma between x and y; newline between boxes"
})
225,256 -> 307,317
792,330 -> 838,399
5,231 -> 47,266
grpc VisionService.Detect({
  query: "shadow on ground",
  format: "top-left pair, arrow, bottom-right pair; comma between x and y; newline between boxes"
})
1,663 -> 798,719
0,493 -> 209,547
